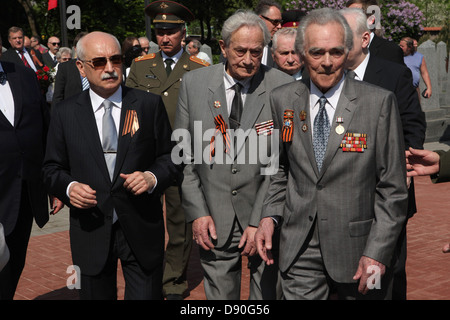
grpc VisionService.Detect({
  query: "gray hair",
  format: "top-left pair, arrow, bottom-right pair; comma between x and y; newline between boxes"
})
295,8 -> 353,55
189,39 -> 201,49
56,47 -> 72,60
340,7 -> 370,36
221,10 -> 270,47
76,31 -> 121,61
272,28 -> 297,52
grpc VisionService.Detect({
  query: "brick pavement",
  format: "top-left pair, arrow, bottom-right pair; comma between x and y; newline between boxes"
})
12,175 -> 450,300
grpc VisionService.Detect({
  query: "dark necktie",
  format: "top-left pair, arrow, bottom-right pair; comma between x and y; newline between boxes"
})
19,51 -> 30,68
229,83 -> 243,130
102,100 -> 117,181
165,58 -> 174,76
347,70 -> 356,79
313,96 -> 330,172
0,72 -> 7,85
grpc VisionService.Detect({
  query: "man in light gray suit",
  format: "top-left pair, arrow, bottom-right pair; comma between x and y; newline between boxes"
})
255,8 -> 408,299
174,10 -> 293,299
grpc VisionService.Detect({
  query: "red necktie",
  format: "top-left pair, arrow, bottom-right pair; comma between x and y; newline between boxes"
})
19,51 -> 30,68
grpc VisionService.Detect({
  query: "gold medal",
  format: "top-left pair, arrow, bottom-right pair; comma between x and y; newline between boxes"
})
335,124 -> 345,135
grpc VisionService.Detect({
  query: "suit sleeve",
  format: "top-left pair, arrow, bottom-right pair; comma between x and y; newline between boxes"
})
145,95 -> 182,194
52,63 -> 67,107
396,67 -> 426,149
261,91 -> 289,221
363,92 -> 408,266
173,74 -> 211,223
42,105 -> 75,205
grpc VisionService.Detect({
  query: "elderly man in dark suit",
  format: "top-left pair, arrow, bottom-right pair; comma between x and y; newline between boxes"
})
256,8 -> 408,300
0,35 -> 61,300
341,7 -> 426,300
174,10 -> 293,300
42,31 -> 180,300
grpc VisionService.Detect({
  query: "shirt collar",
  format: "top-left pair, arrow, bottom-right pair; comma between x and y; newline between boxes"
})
90,86 -> 122,112
352,52 -> 370,80
310,75 -> 345,111
223,63 -> 252,91
161,48 -> 184,64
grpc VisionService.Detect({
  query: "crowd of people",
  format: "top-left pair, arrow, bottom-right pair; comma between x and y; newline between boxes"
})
0,0 -> 446,301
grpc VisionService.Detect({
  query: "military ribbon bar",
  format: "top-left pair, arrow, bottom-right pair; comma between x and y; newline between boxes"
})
282,109 -> 294,142
122,109 -> 139,137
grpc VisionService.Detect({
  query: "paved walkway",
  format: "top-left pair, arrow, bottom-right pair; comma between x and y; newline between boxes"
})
12,142 -> 450,300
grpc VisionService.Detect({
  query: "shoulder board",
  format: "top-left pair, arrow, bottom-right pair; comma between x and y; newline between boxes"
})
135,53 -> 156,62
190,55 -> 210,66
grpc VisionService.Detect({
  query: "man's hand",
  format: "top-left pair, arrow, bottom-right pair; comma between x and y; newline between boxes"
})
443,243 -> 450,254
49,196 -> 64,215
120,171 -> 155,195
255,217 -> 275,265
69,183 -> 97,209
239,226 -> 258,256
353,256 -> 386,295
192,216 -> 217,251
406,147 -> 440,177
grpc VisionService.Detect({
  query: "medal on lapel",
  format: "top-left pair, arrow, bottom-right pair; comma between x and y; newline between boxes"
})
299,110 -> 308,132
282,109 -> 294,142
335,117 -> 345,135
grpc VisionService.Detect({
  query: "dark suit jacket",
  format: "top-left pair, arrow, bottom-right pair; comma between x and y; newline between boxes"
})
52,59 -> 83,107
1,48 -> 35,70
42,51 -> 57,68
369,34 -> 405,66
0,61 -> 50,235
363,54 -> 426,217
42,86 -> 180,275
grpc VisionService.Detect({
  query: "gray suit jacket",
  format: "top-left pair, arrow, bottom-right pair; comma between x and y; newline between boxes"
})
263,78 -> 408,282
174,63 -> 293,247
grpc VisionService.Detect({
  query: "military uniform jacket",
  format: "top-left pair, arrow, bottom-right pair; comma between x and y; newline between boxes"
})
126,51 -> 209,127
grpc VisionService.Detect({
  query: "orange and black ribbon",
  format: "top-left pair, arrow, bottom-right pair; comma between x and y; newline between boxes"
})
122,109 -> 139,137
282,109 -> 294,142
210,114 -> 231,160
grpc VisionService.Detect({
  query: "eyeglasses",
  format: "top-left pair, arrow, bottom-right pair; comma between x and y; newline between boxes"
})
260,15 -> 283,26
80,55 -> 123,69
50,42 -> 60,46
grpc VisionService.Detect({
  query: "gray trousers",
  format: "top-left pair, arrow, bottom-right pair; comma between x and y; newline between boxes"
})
199,218 -> 281,300
281,220 -> 394,300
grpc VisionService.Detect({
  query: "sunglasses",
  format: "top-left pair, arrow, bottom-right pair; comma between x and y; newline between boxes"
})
260,15 -> 283,26
81,54 -> 123,69
50,42 -> 60,46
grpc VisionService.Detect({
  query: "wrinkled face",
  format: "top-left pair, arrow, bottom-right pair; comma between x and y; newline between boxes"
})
260,6 -> 282,38
77,33 -> 123,99
220,25 -> 264,81
8,31 -> 24,51
186,42 -> 199,55
47,37 -> 60,54
302,22 -> 348,93
273,35 -> 302,75
156,27 -> 185,56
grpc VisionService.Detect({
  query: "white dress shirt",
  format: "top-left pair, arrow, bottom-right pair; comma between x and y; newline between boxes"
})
351,52 -> 370,81
16,48 -> 37,71
162,48 -> 184,71
0,64 -> 15,125
309,76 -> 345,136
223,65 -> 251,116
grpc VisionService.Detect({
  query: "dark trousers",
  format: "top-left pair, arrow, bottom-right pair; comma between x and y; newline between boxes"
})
79,222 -> 163,300
0,183 -> 34,300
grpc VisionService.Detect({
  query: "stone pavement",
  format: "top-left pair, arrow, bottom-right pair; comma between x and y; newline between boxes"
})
12,142 -> 450,300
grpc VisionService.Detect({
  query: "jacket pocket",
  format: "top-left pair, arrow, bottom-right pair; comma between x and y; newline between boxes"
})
349,218 -> 373,237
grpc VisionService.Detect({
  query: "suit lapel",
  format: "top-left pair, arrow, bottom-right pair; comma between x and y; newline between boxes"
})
113,86 -> 136,183
363,54 -> 382,85
319,78 -> 358,178
74,92 -> 111,183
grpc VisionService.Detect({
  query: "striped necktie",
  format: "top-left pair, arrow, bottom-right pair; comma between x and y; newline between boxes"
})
19,51 -> 30,68
81,76 -> 90,90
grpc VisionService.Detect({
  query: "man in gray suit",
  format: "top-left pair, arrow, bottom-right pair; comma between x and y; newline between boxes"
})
174,10 -> 293,299
255,8 -> 408,299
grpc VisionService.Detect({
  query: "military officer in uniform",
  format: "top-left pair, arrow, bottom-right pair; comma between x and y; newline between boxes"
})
125,0 -> 209,300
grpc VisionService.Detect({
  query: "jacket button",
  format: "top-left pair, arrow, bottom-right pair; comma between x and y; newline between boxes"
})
309,216 -> 313,221
231,168 -> 238,174
163,92 -> 168,96
231,190 -> 237,196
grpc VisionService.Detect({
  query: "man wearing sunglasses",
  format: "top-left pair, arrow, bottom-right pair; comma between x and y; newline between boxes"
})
255,0 -> 283,67
43,31 -> 180,300
126,0 -> 208,300
43,36 -> 60,68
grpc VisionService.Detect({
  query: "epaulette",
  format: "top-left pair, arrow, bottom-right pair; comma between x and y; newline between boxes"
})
135,53 -> 156,62
190,55 -> 210,66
